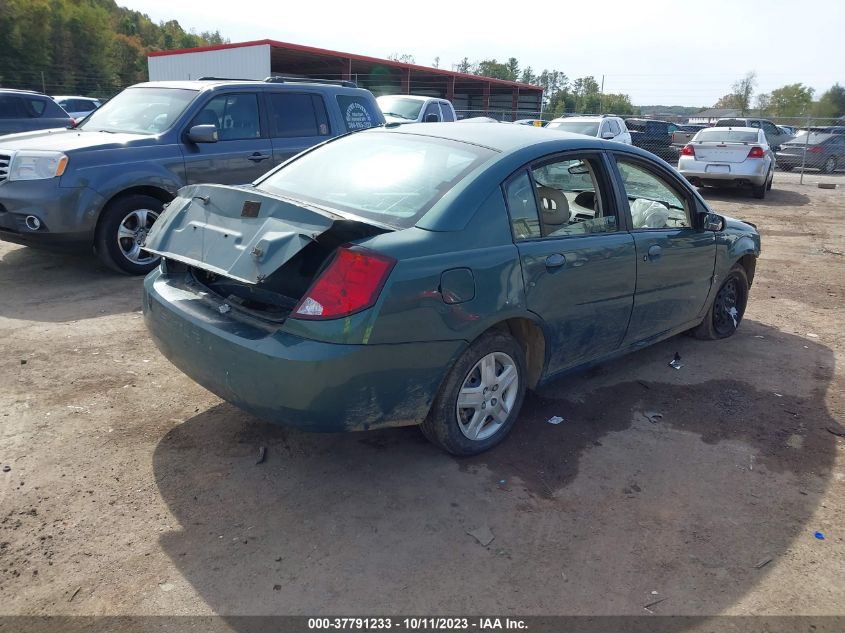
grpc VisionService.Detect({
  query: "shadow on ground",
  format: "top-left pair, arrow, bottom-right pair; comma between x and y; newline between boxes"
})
153,321 -> 840,618
0,244 -> 142,322
697,187 -> 811,208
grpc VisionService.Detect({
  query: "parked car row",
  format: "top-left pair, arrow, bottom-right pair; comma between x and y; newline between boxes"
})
0,89 -> 103,134
0,77 -> 761,455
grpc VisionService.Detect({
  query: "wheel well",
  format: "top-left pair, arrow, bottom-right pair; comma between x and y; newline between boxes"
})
491,318 -> 546,389
94,186 -> 174,235
738,254 -> 757,286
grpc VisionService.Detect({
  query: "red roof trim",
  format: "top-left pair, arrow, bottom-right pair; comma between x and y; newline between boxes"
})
146,39 -> 542,91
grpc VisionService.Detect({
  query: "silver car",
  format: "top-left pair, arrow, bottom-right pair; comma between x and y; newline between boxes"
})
677,127 -> 775,199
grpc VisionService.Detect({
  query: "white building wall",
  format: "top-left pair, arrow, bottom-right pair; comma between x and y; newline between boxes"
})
147,45 -> 271,81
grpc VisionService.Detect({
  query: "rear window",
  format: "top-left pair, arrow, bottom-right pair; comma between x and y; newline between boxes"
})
0,95 -> 23,118
336,95 -> 380,132
258,131 -> 496,228
695,130 -> 759,143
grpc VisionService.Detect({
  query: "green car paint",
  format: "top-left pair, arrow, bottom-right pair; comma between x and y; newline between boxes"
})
143,123 -> 760,433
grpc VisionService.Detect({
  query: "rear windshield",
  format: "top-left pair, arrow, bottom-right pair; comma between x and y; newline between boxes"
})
546,121 -> 599,136
258,132 -> 497,228
78,87 -> 197,134
786,132 -> 832,145
695,130 -> 759,143
377,96 -> 424,121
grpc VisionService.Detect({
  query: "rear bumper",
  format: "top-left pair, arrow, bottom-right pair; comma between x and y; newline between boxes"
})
0,179 -> 103,248
143,269 -> 465,432
678,158 -> 769,186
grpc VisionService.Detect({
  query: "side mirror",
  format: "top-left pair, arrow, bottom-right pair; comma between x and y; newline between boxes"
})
424,113 -> 440,123
187,124 -> 218,143
702,212 -> 724,232
601,131 -> 615,139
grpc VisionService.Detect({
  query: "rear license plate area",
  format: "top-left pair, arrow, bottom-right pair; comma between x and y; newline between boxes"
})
705,164 -> 730,174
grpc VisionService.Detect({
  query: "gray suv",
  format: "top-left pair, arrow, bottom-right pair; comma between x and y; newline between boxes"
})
0,78 -> 383,273
0,89 -> 74,135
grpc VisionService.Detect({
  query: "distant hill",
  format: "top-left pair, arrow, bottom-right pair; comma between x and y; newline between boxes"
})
0,0 -> 227,97
637,105 -> 706,115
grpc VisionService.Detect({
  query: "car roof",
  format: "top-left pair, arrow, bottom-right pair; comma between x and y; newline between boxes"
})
0,88 -> 48,97
377,94 -> 436,102
381,121 -> 619,153
129,80 -> 369,93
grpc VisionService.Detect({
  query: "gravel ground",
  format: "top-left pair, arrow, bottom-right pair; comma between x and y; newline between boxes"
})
1,171 -> 843,619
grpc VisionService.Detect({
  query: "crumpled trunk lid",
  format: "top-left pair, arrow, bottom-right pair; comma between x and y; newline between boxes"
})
144,184 -> 386,285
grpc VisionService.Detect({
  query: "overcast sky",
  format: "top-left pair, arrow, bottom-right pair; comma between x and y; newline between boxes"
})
122,0 -> 843,106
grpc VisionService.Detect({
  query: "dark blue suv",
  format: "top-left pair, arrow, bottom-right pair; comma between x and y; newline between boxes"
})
0,78 -> 383,273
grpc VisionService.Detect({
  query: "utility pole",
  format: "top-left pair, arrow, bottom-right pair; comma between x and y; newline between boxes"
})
41,71 -> 46,94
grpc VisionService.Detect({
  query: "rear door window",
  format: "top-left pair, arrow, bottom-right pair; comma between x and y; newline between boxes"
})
0,95 -> 23,118
267,92 -> 330,137
336,95 -> 379,132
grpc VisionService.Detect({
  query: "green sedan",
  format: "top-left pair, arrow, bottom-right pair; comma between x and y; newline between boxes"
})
142,123 -> 760,455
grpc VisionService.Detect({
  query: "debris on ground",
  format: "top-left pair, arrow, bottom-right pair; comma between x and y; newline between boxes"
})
643,596 -> 667,612
2,465 -> 10,473
20,359 -> 27,365
68,587 -> 81,602
754,558 -> 773,569
826,427 -> 845,438
818,182 -> 837,190
547,416 -> 565,425
256,446 -> 267,465
668,353 -> 683,370
643,412 -> 663,424
814,531 -> 825,540
466,525 -> 495,547
806,333 -> 819,338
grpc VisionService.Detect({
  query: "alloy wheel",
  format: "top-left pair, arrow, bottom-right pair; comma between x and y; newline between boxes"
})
116,208 -> 159,265
456,351 -> 519,441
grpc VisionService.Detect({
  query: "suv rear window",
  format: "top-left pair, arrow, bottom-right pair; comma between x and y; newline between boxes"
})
258,131 -> 496,228
336,95 -> 379,132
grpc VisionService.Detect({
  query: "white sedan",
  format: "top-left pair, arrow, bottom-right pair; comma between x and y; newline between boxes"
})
677,127 -> 775,199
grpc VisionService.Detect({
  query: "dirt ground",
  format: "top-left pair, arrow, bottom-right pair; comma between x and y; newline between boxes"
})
1,170 -> 844,620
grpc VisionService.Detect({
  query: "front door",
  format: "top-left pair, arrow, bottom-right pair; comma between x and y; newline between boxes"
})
505,153 -> 637,375
610,154 -> 716,345
181,92 -> 274,185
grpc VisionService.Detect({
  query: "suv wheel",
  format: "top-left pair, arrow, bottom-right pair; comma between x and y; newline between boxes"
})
96,194 -> 164,275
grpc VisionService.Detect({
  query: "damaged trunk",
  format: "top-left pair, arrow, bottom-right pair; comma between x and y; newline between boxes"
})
145,184 -> 390,320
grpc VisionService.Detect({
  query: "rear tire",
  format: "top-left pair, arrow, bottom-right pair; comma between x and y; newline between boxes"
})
692,264 -> 749,340
823,156 -> 837,174
95,194 -> 164,275
752,182 -> 766,199
421,330 -> 527,455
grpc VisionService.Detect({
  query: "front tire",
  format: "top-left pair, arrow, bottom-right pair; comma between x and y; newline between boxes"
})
692,264 -> 749,340
95,194 -> 164,275
421,330 -> 527,455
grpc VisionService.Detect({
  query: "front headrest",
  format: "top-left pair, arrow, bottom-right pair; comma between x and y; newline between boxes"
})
536,186 -> 571,227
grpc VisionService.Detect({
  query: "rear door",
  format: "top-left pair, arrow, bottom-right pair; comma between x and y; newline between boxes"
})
181,92 -> 274,185
610,153 -> 716,344
505,152 -> 636,374
265,91 -> 332,167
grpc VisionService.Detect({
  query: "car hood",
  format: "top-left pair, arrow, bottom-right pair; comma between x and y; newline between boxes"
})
144,184 -> 388,285
0,128 -> 154,153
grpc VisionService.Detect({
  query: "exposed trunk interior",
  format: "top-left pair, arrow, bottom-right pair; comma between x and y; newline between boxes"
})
188,219 -> 390,321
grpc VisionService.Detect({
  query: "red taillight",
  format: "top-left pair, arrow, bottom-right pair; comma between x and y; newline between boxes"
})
807,145 -> 822,154
681,144 -> 695,156
747,146 -> 765,158
291,246 -> 395,320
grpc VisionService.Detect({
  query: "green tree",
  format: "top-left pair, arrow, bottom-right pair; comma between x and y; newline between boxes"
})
815,83 -> 845,117
768,83 -> 814,117
715,71 -> 757,114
